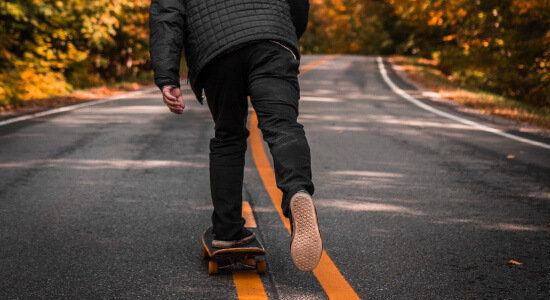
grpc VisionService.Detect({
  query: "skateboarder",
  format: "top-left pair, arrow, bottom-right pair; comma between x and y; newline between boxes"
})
149,0 -> 322,271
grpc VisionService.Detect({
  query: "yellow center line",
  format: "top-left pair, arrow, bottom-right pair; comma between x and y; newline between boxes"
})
242,201 -> 257,228
232,206 -> 266,299
249,55 -> 360,300
299,54 -> 340,75
233,270 -> 268,300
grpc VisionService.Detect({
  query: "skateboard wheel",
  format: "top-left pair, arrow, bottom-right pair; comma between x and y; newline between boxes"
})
256,260 -> 266,275
202,246 -> 210,259
208,261 -> 218,275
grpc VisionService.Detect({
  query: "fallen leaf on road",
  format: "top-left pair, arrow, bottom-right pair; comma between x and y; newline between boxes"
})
508,260 -> 523,265
338,130 -> 343,134
546,223 -> 550,227
507,155 -> 515,159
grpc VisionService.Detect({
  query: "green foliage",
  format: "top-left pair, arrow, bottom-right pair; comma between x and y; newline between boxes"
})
1,0 -> 547,109
0,0 -> 152,106
302,0 -> 549,108
301,0 -> 399,55
390,0 -> 550,107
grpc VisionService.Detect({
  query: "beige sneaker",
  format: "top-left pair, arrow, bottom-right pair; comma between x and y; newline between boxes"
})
289,191 -> 323,271
212,230 -> 256,249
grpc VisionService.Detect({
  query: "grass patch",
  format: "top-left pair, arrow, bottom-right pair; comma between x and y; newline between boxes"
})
390,55 -> 550,130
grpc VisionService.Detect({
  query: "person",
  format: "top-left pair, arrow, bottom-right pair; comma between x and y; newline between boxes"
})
149,0 -> 322,271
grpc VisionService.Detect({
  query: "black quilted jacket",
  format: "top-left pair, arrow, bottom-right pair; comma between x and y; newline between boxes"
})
149,0 -> 309,102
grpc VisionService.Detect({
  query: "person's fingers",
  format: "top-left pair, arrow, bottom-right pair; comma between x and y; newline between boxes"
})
170,87 -> 181,97
162,87 -> 177,101
165,101 -> 183,112
161,87 -> 185,114
170,108 -> 183,114
164,98 -> 183,114
170,88 -> 185,110
163,95 -> 179,106
175,93 -> 185,110
165,100 -> 183,112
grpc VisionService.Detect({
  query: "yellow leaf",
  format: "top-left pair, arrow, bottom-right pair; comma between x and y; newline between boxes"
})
508,260 -> 523,265
443,35 -> 456,41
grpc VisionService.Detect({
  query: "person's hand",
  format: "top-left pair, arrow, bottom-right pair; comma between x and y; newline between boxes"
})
161,86 -> 185,114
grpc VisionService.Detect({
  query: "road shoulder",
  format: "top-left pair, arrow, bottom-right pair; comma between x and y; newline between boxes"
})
386,57 -> 550,139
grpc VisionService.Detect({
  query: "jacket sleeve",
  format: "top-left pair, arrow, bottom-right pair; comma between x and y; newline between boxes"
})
149,0 -> 186,89
287,0 -> 310,39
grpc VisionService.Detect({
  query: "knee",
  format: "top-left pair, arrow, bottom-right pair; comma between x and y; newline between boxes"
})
255,105 -> 302,133
260,119 -> 306,145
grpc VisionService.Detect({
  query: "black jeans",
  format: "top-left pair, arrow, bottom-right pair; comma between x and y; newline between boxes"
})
201,41 -> 314,240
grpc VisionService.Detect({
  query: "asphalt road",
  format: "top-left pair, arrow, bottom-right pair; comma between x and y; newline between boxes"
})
1,55 -> 549,299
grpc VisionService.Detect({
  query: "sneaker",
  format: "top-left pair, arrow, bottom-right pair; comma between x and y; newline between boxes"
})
289,191 -> 323,271
212,228 -> 256,249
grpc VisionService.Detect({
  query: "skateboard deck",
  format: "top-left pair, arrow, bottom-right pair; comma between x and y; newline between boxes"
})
202,226 -> 266,275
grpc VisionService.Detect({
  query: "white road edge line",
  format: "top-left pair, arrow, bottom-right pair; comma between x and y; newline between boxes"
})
377,56 -> 550,150
0,87 -> 159,127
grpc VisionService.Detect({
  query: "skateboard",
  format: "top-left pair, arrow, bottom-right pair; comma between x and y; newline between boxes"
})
201,226 -> 266,275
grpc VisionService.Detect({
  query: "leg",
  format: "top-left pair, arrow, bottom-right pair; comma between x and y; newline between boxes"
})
201,53 -> 250,241
245,42 -> 314,217
245,42 -> 322,271
248,42 -> 323,271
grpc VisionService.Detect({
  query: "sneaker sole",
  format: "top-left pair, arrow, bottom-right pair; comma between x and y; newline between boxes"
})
290,192 -> 323,271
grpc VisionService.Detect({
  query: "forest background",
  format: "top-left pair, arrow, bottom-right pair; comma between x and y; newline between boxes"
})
1,0 -> 548,109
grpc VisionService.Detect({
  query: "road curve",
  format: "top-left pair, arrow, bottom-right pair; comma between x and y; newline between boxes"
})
1,55 -> 549,299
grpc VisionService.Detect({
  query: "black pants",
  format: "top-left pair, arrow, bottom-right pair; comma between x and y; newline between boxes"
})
201,41 -> 314,240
